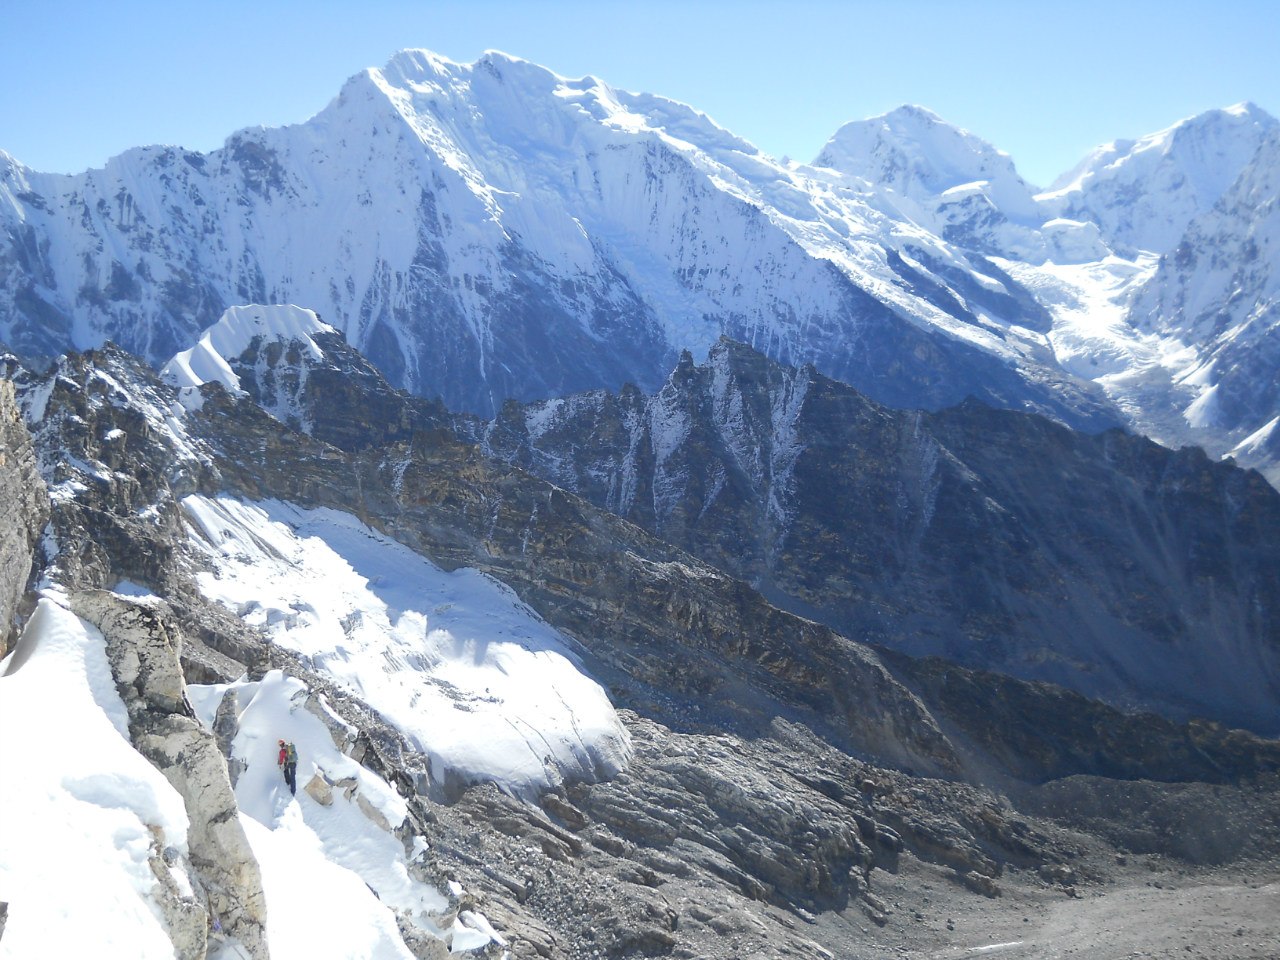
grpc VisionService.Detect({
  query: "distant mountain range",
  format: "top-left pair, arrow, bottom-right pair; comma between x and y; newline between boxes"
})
1,51 -> 1278,487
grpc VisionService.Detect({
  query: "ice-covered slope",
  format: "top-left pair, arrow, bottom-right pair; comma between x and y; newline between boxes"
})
1040,102 -> 1279,257
815,105 -> 1105,264
0,50 -> 1116,428
183,494 -> 631,799
0,595 -> 502,959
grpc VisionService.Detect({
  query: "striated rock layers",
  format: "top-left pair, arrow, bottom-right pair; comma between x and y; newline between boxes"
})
469,339 -> 1280,731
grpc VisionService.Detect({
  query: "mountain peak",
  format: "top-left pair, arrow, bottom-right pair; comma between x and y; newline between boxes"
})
1040,102 -> 1280,254
161,304 -> 332,395
877,104 -> 950,128
815,105 -> 1036,199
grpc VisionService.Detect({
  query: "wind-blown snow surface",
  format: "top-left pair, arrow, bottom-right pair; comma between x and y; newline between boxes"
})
0,597 -> 193,959
181,494 -> 630,798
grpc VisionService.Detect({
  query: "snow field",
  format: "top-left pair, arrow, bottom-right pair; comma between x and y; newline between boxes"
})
0,597 -> 193,959
181,494 -> 631,800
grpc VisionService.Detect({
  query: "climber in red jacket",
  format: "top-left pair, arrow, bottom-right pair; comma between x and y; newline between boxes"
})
277,739 -> 298,795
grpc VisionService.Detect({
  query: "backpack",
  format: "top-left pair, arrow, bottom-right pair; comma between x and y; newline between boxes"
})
286,742 -> 297,764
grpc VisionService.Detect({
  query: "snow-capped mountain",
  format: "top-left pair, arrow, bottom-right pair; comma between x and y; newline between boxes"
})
809,100 -> 1280,486
1040,103 -> 1279,257
815,105 -> 1106,265
1119,128 -> 1280,474
3,50 -> 1280,488
0,50 -> 1121,429
6,49 -> 1280,481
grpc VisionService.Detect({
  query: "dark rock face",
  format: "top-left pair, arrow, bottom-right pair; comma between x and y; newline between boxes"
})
11,346 -> 214,595
470,339 -> 1280,731
231,328 -> 451,449
882,651 -> 1280,786
0,377 -> 48,656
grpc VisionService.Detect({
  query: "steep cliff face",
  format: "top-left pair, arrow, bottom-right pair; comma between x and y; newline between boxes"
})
471,339 -> 1280,730
0,375 -> 48,656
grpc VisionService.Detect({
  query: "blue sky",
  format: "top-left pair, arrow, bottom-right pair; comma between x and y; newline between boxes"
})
3,0 -> 1277,188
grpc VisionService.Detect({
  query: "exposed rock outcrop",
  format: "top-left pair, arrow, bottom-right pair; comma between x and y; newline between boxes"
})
0,378 -> 48,657
469,339 -> 1280,731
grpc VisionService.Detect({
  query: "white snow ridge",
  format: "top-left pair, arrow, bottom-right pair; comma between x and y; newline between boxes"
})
161,304 -> 332,395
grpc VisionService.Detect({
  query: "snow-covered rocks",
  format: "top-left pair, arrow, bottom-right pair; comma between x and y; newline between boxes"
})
188,671 -> 465,959
161,304 -> 332,396
69,589 -> 270,958
0,598 -> 211,959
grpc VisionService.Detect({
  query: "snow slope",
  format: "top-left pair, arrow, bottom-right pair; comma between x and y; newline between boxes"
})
182,494 -> 631,799
0,597 -> 194,959
187,671 -> 492,959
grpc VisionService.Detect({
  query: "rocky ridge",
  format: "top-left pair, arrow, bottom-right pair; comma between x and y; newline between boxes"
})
462,338 -> 1280,731
0,375 -> 47,655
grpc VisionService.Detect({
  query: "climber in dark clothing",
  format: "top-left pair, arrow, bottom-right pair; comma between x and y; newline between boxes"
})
277,739 -> 298,795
